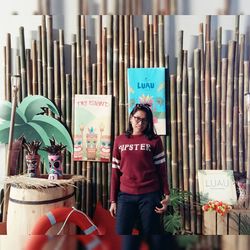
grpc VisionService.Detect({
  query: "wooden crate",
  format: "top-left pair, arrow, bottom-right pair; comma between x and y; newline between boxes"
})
202,209 -> 250,235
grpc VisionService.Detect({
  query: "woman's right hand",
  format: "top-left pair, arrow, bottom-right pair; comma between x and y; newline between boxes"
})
109,202 -> 117,217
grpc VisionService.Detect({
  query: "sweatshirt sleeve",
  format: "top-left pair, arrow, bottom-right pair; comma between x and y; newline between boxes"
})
153,136 -> 170,195
110,137 -> 122,202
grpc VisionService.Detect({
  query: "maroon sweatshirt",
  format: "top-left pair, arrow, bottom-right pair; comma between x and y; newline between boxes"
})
110,134 -> 170,202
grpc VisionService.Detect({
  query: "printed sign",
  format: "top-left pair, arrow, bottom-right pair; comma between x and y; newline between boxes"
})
127,67 -> 167,135
74,95 -> 112,162
198,170 -> 237,205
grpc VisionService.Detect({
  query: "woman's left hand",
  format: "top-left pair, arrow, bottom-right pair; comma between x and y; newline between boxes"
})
154,195 -> 170,214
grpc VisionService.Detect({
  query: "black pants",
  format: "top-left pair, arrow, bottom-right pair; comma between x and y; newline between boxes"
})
116,191 -> 163,235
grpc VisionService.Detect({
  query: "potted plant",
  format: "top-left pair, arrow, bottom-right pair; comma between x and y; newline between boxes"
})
0,95 -> 73,173
42,137 -> 66,180
23,139 -> 42,177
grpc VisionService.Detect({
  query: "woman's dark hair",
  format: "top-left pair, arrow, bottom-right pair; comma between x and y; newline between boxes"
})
125,103 -> 157,140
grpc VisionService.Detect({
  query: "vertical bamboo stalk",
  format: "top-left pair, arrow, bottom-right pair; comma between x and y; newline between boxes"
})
86,40 -> 92,95
97,15 -> 102,95
153,15 -> 158,67
177,30 -> 183,189
76,15 -> 82,94
134,27 -> 139,68
102,28 -> 107,94
26,49 -> 32,96
129,15 -> 134,68
221,58 -> 228,170
244,61 -> 249,170
119,15 -> 125,134
205,41 -> 211,170
188,67 -> 195,233
238,35 -> 245,173
31,40 -> 38,95
198,23 -> 205,169
41,15 -> 47,97
158,15 -> 164,67
59,29 -> 66,122
226,41 -> 236,170
81,15 -> 86,94
53,40 -> 60,111
6,34 -> 11,101
247,94 -> 250,208
194,49 -> 202,234
46,15 -> 53,101
143,15 -> 149,67
182,50 -> 190,232
139,40 -> 144,67
149,22 -> 154,67
107,16 -> 113,95
210,40 -> 216,169
86,161 -> 92,215
19,26 -> 27,99
233,15 -> 240,172
37,26 -> 43,96
170,75 -> 178,188
124,15 -> 129,125
216,27 -> 222,169
15,55 -> 21,103
65,74 -> 72,174
113,15 -> 119,136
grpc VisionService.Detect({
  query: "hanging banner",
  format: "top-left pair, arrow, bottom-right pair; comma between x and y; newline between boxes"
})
127,67 -> 167,135
73,95 -> 112,162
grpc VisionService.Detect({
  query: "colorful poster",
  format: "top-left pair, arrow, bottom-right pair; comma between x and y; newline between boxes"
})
127,67 -> 166,135
74,95 -> 112,162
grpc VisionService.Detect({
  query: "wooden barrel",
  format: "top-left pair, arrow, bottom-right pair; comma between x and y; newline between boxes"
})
7,184 -> 76,235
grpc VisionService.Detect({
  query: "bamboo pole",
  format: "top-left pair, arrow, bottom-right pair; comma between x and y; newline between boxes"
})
233,16 -> 240,172
182,50 -> 190,232
53,40 -> 60,111
221,58 -> 228,170
15,55 -> 21,104
244,61 -> 249,170
86,40 -> 92,94
46,15 -> 53,101
31,40 -> 38,95
226,41 -> 236,170
124,15 -> 129,125
153,15 -> 158,67
158,15 -> 164,67
247,94 -> 250,208
149,22 -> 154,67
37,26 -> 42,96
129,15 -> 134,68
26,49 -> 32,96
216,27 -> 222,170
41,15 -> 47,98
170,75 -> 178,188
143,15 -> 149,67
198,23 -> 205,170
76,15 -> 82,95
119,15 -> 125,134
81,15 -> 86,95
204,41 -> 211,170
107,15 -> 113,95
238,34 -> 245,173
134,27 -> 139,68
102,27 -> 107,95
113,15 -> 119,136
19,26 -> 26,100
97,15 -> 102,95
177,30 -> 183,189
188,67 -> 195,234
210,40 -> 216,169
6,34 -> 11,101
139,40 -> 144,67
59,29 -> 65,122
194,48 -> 202,234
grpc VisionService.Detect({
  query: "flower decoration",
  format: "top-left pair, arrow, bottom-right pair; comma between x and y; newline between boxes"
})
202,200 -> 232,216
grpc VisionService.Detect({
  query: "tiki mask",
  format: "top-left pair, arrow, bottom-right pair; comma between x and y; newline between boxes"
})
100,135 -> 111,162
26,154 -> 40,177
48,154 -> 63,180
74,135 -> 83,160
86,127 -> 97,160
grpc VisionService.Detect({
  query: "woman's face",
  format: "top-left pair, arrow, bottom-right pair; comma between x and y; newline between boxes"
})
130,110 -> 148,135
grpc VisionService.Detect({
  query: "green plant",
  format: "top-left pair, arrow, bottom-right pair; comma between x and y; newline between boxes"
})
163,188 -> 192,235
0,95 -> 73,172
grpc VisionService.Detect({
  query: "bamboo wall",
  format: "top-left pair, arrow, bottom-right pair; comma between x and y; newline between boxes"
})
3,15 -> 250,235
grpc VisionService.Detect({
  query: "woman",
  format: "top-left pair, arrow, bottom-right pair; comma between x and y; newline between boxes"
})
109,103 -> 170,236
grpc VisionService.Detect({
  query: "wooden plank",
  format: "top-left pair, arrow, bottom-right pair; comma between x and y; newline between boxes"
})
203,211 -> 216,235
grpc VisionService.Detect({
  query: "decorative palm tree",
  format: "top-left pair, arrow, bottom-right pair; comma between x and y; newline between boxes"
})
0,95 -> 73,173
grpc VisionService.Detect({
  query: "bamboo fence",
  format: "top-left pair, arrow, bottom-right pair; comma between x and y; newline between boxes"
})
2,15 -> 250,236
